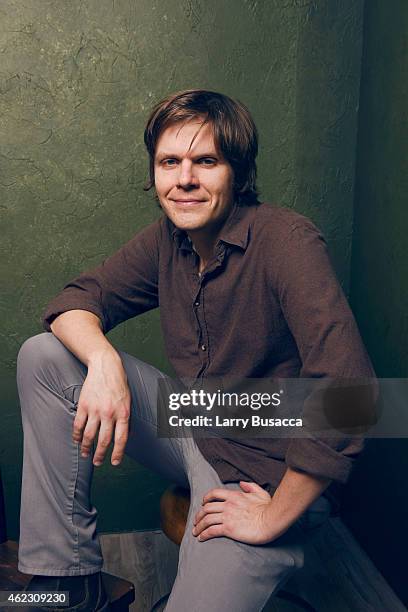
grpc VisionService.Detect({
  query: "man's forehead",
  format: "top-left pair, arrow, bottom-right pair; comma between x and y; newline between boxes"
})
155,120 -> 218,157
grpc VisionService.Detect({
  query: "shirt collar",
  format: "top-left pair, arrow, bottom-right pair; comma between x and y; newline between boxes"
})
171,203 -> 255,252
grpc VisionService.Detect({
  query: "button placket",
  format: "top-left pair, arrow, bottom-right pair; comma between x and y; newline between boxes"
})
192,281 -> 210,369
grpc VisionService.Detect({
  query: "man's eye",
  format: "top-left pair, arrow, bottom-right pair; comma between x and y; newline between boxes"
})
162,159 -> 178,167
198,158 -> 216,165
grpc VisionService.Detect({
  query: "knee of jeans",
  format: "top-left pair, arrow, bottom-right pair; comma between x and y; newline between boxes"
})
17,332 -> 71,383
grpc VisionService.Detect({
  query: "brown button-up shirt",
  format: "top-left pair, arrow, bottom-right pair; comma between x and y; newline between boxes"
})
42,203 -> 375,506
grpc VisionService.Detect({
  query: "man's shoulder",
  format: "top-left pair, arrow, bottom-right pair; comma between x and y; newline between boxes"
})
248,203 -> 326,270
114,215 -> 171,265
254,202 -> 319,236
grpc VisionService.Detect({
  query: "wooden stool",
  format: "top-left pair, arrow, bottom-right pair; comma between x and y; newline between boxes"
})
160,485 -> 190,546
159,485 -> 317,612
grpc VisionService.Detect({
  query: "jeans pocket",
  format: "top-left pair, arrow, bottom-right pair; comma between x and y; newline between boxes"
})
62,384 -> 83,412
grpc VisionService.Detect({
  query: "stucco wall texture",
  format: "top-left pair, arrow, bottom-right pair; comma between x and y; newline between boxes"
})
343,0 -> 408,603
1,0 -> 364,536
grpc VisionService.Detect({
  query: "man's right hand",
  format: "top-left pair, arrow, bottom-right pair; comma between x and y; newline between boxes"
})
72,349 -> 131,466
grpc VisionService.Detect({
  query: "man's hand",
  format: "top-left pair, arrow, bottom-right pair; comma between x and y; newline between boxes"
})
193,468 -> 332,546
72,349 -> 131,467
192,481 -> 276,545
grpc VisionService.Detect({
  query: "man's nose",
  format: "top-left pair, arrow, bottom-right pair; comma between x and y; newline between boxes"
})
177,160 -> 199,188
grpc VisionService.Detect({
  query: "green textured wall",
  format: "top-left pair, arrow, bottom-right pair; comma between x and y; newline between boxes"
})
343,0 -> 408,604
0,0 -> 364,538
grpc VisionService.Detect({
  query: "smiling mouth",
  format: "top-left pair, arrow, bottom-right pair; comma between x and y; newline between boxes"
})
171,199 -> 206,205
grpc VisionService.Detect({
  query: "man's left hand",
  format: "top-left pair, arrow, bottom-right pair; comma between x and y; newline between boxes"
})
192,481 -> 278,545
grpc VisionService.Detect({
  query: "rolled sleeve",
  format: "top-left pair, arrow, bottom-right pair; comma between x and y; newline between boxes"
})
42,220 -> 161,334
43,290 -> 106,332
285,436 -> 361,483
274,220 -> 377,483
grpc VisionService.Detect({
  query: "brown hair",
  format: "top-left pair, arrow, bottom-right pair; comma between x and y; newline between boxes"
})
143,89 -> 259,206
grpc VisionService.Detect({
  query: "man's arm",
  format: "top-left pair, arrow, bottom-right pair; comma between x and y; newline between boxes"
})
51,309 -> 112,366
276,220 -> 377,481
50,309 -> 132,467
42,220 -> 161,334
261,467 -> 331,538
41,221 -> 162,466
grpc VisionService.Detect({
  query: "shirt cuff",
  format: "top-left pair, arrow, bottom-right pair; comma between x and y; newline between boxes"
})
285,437 -> 360,483
42,298 -> 106,332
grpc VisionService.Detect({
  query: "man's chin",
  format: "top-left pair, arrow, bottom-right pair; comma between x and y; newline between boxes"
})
166,212 -> 207,232
173,221 -> 206,232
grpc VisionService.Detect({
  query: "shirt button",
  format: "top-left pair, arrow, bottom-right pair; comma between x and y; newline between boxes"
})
194,301 -> 200,307
201,344 -> 207,351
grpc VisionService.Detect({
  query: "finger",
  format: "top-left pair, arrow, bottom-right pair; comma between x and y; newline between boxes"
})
193,512 -> 223,537
93,420 -> 114,466
111,418 -> 129,466
239,481 -> 271,500
72,406 -> 88,442
197,524 -> 225,542
202,488 -> 234,504
239,481 -> 265,493
239,481 -> 256,491
194,502 -> 225,525
80,417 -> 100,457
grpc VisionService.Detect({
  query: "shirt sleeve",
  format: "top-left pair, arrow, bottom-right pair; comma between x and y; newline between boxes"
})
273,219 -> 377,484
42,220 -> 161,334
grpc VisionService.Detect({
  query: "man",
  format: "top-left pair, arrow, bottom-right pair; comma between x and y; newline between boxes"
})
17,89 -> 375,611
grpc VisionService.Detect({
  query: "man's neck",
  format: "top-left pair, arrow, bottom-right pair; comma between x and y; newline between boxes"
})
186,204 -> 235,272
187,229 -> 217,273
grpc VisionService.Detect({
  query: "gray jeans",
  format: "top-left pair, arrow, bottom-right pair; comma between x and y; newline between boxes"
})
17,332 -> 331,612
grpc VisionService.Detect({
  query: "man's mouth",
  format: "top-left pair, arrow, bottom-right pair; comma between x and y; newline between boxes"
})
171,199 -> 206,206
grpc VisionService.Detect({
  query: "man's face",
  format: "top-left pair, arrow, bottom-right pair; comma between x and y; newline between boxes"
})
154,119 -> 234,233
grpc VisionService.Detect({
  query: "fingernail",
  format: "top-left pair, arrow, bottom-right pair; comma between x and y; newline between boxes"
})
81,453 -> 88,458
94,461 -> 101,466
112,460 -> 119,466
